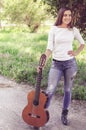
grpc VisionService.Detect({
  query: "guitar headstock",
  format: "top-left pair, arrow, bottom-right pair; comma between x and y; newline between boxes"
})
39,54 -> 46,69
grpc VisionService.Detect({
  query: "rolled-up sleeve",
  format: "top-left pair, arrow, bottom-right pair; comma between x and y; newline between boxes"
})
73,27 -> 85,44
47,26 -> 55,51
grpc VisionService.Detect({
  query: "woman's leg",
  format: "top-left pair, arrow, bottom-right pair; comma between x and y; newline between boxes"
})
63,67 -> 77,110
45,67 -> 62,108
61,58 -> 77,125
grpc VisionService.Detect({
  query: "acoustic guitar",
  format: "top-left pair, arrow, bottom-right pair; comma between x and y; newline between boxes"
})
22,54 -> 49,127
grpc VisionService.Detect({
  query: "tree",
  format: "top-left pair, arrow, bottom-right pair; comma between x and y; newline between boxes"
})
3,0 -> 48,32
0,0 -> 3,28
43,0 -> 86,37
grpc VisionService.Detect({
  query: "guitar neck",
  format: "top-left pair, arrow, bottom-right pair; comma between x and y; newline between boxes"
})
33,69 -> 42,106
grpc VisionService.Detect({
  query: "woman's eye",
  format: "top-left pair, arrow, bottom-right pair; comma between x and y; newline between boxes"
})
64,14 -> 67,17
63,14 -> 71,17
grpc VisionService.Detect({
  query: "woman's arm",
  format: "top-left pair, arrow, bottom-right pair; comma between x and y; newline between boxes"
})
45,49 -> 52,61
68,44 -> 85,56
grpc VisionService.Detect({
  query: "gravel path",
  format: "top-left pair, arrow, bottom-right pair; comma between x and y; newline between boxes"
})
0,75 -> 86,130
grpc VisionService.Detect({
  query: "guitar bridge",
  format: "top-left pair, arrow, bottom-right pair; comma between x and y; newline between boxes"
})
28,113 -> 40,118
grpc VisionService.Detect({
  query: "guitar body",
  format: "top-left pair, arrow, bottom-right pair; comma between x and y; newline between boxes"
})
22,54 -> 49,127
22,90 -> 49,127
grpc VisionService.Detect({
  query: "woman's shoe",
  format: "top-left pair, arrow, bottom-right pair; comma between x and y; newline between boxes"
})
61,109 -> 68,125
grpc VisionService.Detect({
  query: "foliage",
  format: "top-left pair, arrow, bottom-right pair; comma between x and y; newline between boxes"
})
72,85 -> 86,100
0,30 -> 86,100
43,0 -> 86,38
0,0 -> 4,27
3,0 -> 48,32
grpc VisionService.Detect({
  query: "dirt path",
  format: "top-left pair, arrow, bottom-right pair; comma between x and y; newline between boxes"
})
0,75 -> 86,130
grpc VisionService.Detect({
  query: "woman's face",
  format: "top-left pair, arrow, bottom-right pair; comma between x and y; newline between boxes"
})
62,10 -> 72,25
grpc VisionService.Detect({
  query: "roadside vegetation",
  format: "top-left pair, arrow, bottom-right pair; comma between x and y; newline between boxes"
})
0,27 -> 86,100
0,0 -> 86,100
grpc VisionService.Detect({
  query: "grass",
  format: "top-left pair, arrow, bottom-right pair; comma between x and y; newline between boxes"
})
0,29 -> 48,84
0,28 -> 86,100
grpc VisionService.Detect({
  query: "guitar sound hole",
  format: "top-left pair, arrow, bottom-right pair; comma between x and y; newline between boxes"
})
28,113 -> 40,118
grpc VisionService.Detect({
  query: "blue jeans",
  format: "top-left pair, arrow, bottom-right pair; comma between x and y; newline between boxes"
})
45,58 -> 77,110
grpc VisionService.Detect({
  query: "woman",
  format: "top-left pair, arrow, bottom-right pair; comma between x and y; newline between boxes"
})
38,7 -> 85,125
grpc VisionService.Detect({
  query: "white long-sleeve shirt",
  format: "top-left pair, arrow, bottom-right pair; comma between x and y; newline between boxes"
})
47,26 -> 85,61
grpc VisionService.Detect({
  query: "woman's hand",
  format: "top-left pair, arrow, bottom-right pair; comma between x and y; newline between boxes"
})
68,50 -> 77,56
68,44 -> 85,57
37,53 -> 47,73
37,49 -> 52,73
37,66 -> 42,73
